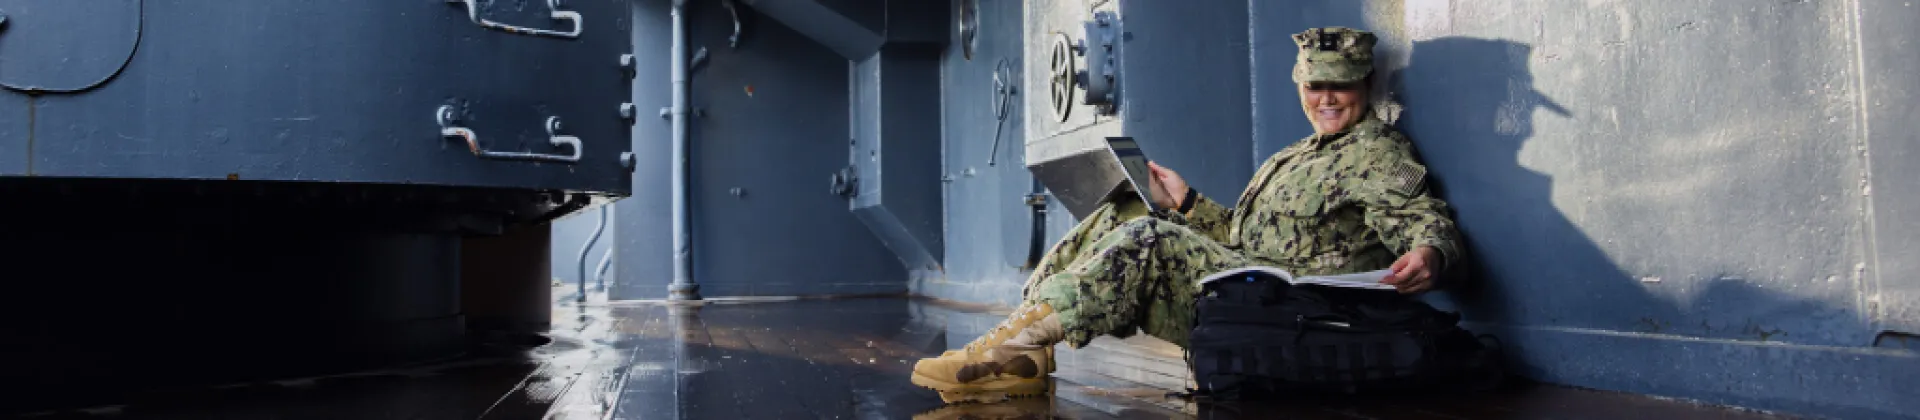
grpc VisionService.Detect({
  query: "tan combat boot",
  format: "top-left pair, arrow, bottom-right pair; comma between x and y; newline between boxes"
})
910,302 -> 1065,403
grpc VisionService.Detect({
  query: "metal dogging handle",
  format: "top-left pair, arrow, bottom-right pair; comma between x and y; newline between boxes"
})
445,0 -> 582,39
436,105 -> 582,164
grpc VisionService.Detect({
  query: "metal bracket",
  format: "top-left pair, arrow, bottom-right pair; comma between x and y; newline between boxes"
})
446,0 -> 582,39
1024,192 -> 1049,207
829,166 -> 859,198
1077,11 -> 1119,113
690,47 -> 711,74
658,106 -> 705,119
436,105 -> 582,163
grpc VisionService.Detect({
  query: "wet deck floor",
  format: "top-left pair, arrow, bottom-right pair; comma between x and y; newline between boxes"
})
10,290 -> 1797,419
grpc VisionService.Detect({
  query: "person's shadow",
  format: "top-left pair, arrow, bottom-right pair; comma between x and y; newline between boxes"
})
1389,38 -> 1871,366
1385,38 -> 1653,331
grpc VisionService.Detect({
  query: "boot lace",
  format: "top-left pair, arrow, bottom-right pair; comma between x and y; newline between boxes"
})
963,304 -> 1045,353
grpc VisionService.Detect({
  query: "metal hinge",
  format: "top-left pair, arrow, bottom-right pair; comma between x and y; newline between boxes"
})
1024,193 -> 1049,207
830,166 -> 859,198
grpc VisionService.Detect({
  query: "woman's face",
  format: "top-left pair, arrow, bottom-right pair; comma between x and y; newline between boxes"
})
1299,81 -> 1368,134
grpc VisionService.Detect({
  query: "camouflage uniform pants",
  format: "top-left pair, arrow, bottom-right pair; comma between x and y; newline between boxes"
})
1020,197 -> 1248,349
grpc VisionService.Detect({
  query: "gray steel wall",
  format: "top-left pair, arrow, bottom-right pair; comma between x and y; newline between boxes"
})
930,0 -> 1919,418
1364,2 -> 1916,418
1860,0 -> 1920,344
1112,0 -> 1254,199
613,0 -> 675,300
612,0 -> 903,300
608,0 -> 1918,416
917,0 -> 1034,307
923,0 -> 1254,307
0,0 -> 634,193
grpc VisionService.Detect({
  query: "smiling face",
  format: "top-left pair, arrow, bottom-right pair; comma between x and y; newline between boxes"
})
1298,80 -> 1369,134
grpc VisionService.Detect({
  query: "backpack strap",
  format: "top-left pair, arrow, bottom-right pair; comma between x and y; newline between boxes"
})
1175,346 -> 1252,401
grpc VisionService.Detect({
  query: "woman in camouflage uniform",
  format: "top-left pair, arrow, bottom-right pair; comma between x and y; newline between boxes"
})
910,26 -> 1465,403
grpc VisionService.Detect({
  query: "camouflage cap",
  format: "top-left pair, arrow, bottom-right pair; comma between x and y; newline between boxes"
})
1291,27 -> 1378,84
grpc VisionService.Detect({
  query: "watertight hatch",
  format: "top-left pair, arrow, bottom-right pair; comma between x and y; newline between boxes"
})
0,0 -> 142,94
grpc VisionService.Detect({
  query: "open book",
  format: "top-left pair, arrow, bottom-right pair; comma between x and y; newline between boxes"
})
1196,267 -> 1399,291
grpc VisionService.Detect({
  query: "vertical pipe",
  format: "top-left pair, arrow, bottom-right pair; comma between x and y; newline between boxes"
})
1025,179 -> 1047,270
594,240 -> 615,291
666,0 -> 701,300
578,205 -> 608,303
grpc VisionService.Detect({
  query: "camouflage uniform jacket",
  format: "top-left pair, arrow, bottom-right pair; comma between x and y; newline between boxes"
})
1163,110 -> 1462,276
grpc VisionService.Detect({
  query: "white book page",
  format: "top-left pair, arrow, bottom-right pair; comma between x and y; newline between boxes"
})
1196,266 -> 1294,286
1197,267 -> 1399,291
1292,269 -> 1398,291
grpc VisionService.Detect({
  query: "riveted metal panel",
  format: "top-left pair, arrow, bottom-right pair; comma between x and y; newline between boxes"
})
1021,0 -> 1123,219
8,0 -> 633,194
1021,0 -> 1251,220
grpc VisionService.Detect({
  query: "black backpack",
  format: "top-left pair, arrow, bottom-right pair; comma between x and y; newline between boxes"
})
1180,271 -> 1505,400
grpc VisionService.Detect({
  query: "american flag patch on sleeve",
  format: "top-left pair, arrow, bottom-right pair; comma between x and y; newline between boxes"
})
1385,162 -> 1426,195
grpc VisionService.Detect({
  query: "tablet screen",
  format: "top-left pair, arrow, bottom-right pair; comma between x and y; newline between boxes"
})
1106,137 -> 1159,212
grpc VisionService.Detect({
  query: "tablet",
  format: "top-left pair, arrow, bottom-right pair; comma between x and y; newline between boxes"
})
1104,137 -> 1161,213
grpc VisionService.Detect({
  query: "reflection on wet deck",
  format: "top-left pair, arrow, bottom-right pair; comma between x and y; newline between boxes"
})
9,291 -> 1797,419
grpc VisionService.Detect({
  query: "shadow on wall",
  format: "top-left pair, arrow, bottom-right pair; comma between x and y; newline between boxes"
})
1250,0 -> 1864,346
1255,2 -> 1904,416
1394,34 -> 1868,375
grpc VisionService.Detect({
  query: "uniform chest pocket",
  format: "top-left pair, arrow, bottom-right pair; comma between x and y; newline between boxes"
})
1263,177 -> 1336,219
